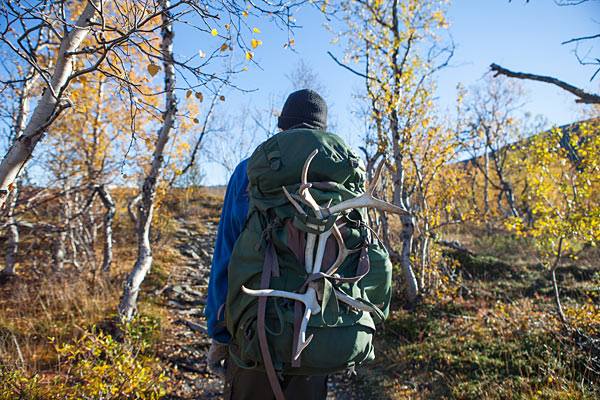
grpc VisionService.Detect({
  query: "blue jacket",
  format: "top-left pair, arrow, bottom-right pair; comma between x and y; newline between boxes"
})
205,159 -> 249,343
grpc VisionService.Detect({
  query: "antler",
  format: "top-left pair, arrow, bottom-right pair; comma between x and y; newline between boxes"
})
299,150 -> 325,219
248,150 -> 402,362
333,287 -> 381,314
325,224 -> 361,277
323,160 -> 409,217
282,185 -> 319,274
241,284 -> 320,360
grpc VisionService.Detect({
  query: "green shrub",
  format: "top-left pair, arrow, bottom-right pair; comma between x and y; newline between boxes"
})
0,316 -> 167,400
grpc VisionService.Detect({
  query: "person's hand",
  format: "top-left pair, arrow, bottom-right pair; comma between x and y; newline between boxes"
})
206,339 -> 228,379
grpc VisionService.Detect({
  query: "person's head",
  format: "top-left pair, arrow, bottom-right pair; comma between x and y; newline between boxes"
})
278,89 -> 328,131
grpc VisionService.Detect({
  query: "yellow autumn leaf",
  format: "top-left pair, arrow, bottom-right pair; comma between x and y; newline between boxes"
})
246,51 -> 253,60
211,28 -> 218,36
147,64 -> 160,77
243,11 -> 248,17
253,28 -> 261,33
225,24 -> 230,29
251,39 -> 258,49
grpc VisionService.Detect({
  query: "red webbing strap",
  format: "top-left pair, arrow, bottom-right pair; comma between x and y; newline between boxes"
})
257,239 -> 286,400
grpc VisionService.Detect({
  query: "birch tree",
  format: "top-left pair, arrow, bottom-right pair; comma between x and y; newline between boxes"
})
117,0 -> 326,320
118,0 -> 178,321
332,0 -> 453,302
508,118 -> 600,330
455,76 -> 532,228
0,0 -> 229,208
0,67 -> 39,276
0,1 -> 103,208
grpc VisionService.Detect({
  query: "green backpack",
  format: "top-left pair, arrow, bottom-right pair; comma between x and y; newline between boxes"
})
225,128 -> 394,384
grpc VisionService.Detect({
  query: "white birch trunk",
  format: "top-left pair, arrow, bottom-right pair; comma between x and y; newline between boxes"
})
391,122 -> 418,303
3,188 -> 19,276
0,0 -> 101,208
484,151 -> 490,233
119,0 -> 177,321
96,185 -> 115,275
54,231 -> 67,271
2,68 -> 38,276
65,189 -> 82,270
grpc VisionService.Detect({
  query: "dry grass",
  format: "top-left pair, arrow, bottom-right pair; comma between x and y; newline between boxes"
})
0,185 -> 224,388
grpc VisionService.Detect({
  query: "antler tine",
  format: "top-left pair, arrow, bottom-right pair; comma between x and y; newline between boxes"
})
334,287 -> 381,314
242,285 -> 320,361
299,150 -> 325,218
242,286 -> 321,314
302,149 -> 319,185
325,223 -> 361,277
282,186 -> 306,215
305,233 -> 316,274
325,160 -> 410,216
293,307 -> 313,360
283,186 -> 318,273
312,228 -> 333,274
369,158 -> 385,196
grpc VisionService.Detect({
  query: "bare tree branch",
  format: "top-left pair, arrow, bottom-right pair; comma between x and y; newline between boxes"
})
490,63 -> 600,104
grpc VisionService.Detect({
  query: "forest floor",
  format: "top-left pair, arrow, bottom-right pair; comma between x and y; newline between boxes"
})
154,214 -> 600,399
157,218 -> 367,400
0,188 -> 598,399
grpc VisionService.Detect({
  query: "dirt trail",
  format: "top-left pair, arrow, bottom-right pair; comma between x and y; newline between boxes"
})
158,219 -> 367,400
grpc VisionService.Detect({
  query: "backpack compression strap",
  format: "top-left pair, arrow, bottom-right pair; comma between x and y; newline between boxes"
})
257,222 -> 286,400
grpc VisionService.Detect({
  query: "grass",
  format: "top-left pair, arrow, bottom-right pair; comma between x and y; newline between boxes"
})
1,186 -> 598,399
0,185 -> 224,398
354,234 -> 600,400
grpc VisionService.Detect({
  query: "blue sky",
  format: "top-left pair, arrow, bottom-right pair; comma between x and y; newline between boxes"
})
179,0 -> 600,185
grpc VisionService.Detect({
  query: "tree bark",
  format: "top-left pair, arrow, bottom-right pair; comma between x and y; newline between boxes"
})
484,150 -> 491,233
119,0 -> 177,321
551,238 -> 568,327
490,63 -> 600,104
96,185 -> 115,275
391,122 -> 418,303
2,187 -> 19,276
0,1 -> 102,208
54,230 -> 67,271
2,68 -> 38,276
399,213 -> 418,302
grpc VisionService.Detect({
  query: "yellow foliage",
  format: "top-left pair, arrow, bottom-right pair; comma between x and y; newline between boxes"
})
0,318 -> 167,400
507,120 -> 600,263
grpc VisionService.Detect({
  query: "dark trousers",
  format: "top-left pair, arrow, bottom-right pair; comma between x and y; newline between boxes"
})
223,358 -> 328,400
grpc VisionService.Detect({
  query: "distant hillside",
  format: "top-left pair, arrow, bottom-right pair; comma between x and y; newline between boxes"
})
459,118 -> 598,166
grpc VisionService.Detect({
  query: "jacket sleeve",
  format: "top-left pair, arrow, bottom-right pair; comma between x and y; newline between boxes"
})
205,159 -> 249,343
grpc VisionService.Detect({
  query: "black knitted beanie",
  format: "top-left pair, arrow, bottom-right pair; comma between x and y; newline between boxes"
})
278,89 -> 328,131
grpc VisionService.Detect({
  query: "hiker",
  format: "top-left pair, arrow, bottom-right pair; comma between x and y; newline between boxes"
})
205,89 -> 330,400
